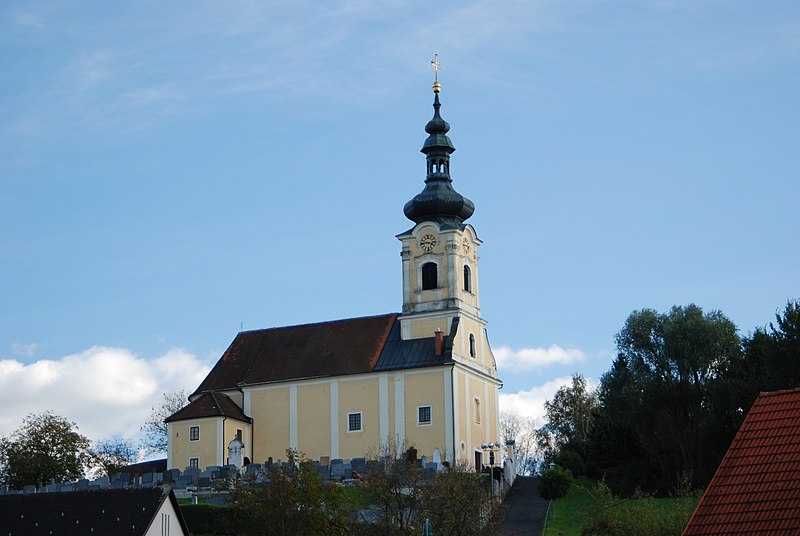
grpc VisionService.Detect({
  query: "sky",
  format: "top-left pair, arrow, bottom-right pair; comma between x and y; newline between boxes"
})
1,1 -> 798,447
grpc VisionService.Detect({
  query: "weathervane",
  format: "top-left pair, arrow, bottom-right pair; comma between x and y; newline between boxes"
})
431,54 -> 441,93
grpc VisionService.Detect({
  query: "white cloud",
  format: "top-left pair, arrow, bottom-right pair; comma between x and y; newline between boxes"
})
495,344 -> 586,371
500,375 -> 599,421
0,346 -> 211,443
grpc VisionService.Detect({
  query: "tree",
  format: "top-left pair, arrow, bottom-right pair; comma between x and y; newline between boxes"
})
0,412 -> 91,489
141,390 -> 187,454
362,443 -> 427,535
89,436 -> 138,479
535,374 -> 597,468
419,462 -> 499,536
588,304 -> 741,494
229,449 -> 352,536
499,412 -> 539,475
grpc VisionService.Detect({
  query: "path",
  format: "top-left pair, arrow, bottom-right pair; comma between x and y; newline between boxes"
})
497,476 -> 549,535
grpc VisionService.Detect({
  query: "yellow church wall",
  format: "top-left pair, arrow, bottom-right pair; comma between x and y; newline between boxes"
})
297,382 -> 331,459
249,386 -> 290,463
170,417 -> 219,470
408,317 -> 452,340
338,377 -> 380,458
403,370 -> 446,459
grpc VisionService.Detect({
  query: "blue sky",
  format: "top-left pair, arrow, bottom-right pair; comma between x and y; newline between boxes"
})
1,1 -> 798,443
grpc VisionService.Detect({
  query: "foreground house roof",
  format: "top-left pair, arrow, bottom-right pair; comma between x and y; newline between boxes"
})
0,488 -> 189,536
683,388 -> 800,535
190,313 -> 452,396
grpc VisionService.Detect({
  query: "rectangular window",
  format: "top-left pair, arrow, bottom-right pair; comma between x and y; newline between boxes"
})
418,405 -> 432,426
189,458 -> 199,468
236,428 -> 243,441
348,412 -> 362,432
189,426 -> 199,441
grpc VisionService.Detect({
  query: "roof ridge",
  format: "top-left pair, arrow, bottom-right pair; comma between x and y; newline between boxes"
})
756,387 -> 800,398
238,312 -> 400,335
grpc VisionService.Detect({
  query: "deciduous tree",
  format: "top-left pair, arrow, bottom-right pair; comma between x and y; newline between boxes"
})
0,412 -> 91,489
89,435 -> 138,479
140,390 -> 187,455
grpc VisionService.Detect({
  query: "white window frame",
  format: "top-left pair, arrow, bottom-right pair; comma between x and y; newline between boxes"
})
189,425 -> 199,441
417,405 -> 433,426
189,457 -> 199,468
347,412 -> 363,433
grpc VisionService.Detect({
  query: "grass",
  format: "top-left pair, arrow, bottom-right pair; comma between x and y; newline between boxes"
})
541,477 -> 596,536
541,478 -> 700,536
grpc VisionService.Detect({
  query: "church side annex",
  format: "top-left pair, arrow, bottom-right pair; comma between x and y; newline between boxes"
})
165,72 -> 501,472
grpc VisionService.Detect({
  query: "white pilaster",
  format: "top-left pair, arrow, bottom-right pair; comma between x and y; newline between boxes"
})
289,384 -> 298,450
379,375 -> 389,444
330,381 -> 339,459
444,367 -> 454,463
394,374 -> 405,445
464,373 -> 471,460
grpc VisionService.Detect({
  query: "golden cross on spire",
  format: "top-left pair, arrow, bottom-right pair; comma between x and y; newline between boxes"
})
431,54 -> 441,93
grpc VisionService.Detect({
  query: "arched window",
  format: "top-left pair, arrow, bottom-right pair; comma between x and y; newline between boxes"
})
422,262 -> 438,290
469,333 -> 476,357
463,265 -> 472,292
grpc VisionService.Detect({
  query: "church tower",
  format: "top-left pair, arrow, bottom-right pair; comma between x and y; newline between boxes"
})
397,72 -> 497,382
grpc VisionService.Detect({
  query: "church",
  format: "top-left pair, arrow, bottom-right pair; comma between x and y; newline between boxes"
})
165,73 -> 502,472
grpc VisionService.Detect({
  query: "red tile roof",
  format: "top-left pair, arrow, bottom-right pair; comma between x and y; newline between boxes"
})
192,313 -> 399,395
165,391 -> 251,423
683,388 -> 800,535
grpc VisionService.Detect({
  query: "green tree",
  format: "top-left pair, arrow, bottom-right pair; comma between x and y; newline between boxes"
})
140,390 -> 187,455
229,449 -> 352,536
535,374 -> 597,467
0,412 -> 92,489
593,304 -> 741,493
89,435 -> 138,479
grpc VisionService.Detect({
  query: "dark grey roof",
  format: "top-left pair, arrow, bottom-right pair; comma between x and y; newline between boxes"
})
0,488 -> 189,535
374,317 -> 456,371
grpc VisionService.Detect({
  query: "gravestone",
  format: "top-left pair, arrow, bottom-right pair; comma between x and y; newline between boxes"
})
23,485 -> 36,494
330,459 -> 344,479
342,462 -> 352,479
76,479 -> 89,491
111,480 -> 126,489
351,457 -> 366,476
316,464 -> 330,480
198,476 -> 211,488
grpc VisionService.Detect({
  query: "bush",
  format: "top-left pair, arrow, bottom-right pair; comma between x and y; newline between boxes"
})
539,466 -> 574,500
556,449 -> 586,477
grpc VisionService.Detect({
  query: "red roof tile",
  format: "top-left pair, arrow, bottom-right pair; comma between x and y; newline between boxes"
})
683,388 -> 800,535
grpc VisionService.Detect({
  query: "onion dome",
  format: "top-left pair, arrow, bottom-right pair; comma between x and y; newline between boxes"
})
403,85 -> 474,228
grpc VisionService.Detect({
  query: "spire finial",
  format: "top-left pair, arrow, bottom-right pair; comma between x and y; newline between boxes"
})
431,54 -> 441,93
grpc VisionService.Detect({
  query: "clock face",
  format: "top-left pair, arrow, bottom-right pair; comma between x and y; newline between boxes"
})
462,237 -> 471,254
420,234 -> 437,252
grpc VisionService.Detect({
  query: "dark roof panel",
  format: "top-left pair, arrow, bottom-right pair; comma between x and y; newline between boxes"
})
374,320 -> 448,370
0,488 -> 188,536
683,388 -> 800,535
193,314 -> 398,394
165,391 -> 251,423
